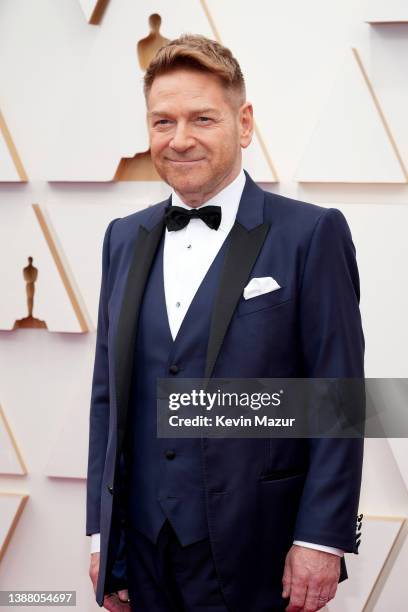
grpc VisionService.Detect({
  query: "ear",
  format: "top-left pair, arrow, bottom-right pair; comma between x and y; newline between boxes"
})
239,102 -> 254,149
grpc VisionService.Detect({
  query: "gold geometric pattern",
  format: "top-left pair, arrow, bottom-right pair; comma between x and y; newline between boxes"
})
0,108 -> 27,182
296,47 -> 408,183
1,2 -> 407,610
362,517 -> 406,611
32,205 -> 90,333
0,404 -> 27,476
0,204 -> 90,333
327,516 -> 406,611
352,48 -> 408,182
52,1 -> 278,183
200,0 -> 279,182
77,0 -> 110,25
0,492 -> 29,564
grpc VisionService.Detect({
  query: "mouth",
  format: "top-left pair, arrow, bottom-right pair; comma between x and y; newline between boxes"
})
166,158 -> 204,165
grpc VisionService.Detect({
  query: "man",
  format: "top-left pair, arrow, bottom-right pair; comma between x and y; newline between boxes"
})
86,34 -> 364,612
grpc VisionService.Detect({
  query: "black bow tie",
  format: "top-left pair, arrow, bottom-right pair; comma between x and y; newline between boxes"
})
164,204 -> 222,231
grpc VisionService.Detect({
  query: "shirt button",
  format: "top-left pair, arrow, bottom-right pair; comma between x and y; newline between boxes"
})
176,301 -> 181,308
165,450 -> 176,460
169,364 -> 179,374
187,244 -> 192,249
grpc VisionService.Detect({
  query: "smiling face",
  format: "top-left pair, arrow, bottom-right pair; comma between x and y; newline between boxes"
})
146,68 -> 253,206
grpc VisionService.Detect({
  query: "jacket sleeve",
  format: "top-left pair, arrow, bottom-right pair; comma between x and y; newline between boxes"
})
86,217 -> 120,536
293,207 -> 365,553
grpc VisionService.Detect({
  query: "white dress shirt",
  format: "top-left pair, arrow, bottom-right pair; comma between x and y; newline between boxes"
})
90,168 -> 343,558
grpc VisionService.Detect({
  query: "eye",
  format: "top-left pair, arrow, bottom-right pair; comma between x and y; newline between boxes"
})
154,119 -> 171,126
197,116 -> 211,123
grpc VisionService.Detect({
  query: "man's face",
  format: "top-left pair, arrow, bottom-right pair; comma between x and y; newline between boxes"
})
146,68 -> 253,205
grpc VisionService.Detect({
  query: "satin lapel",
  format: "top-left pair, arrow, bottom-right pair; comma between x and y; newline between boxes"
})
204,219 -> 270,379
115,216 -> 165,457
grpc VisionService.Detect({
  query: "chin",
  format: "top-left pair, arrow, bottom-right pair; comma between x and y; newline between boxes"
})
172,180 -> 201,195
166,173 -> 205,194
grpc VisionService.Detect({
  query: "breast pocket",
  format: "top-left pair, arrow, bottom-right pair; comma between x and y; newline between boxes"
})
236,286 -> 292,317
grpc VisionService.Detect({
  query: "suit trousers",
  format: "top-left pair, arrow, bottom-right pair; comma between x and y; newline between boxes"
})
124,519 -> 230,611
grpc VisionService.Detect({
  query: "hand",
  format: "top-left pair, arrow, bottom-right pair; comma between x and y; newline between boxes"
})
282,545 -> 340,611
102,592 -> 131,611
89,552 -> 131,611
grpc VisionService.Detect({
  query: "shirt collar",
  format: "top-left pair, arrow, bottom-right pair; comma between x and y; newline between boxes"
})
170,168 -> 246,233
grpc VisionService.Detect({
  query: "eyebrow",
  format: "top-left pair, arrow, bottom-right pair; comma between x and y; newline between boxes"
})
148,107 -> 219,118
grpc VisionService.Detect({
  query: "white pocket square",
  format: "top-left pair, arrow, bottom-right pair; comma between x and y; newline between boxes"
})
243,276 -> 281,300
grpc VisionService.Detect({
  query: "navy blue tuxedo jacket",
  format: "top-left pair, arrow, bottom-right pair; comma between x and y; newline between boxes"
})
86,171 -> 364,609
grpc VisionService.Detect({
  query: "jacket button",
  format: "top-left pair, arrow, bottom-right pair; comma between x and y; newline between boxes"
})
169,364 -> 179,375
107,484 -> 114,494
165,450 -> 176,460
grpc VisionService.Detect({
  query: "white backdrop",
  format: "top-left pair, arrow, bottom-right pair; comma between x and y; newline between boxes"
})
0,1 -> 407,610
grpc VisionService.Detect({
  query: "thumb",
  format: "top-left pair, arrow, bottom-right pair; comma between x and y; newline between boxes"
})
117,589 -> 129,603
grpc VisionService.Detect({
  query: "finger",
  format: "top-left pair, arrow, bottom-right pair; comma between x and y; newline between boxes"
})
286,581 -> 307,611
314,589 -> 330,610
303,583 -> 321,611
317,585 -> 331,609
328,581 -> 338,600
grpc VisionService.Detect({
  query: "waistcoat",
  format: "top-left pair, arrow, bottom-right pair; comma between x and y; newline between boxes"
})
123,227 -> 229,546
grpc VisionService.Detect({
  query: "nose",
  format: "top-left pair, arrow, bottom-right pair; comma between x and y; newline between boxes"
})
169,122 -> 195,153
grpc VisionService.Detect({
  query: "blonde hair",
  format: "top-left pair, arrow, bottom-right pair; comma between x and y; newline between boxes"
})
144,34 -> 246,105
